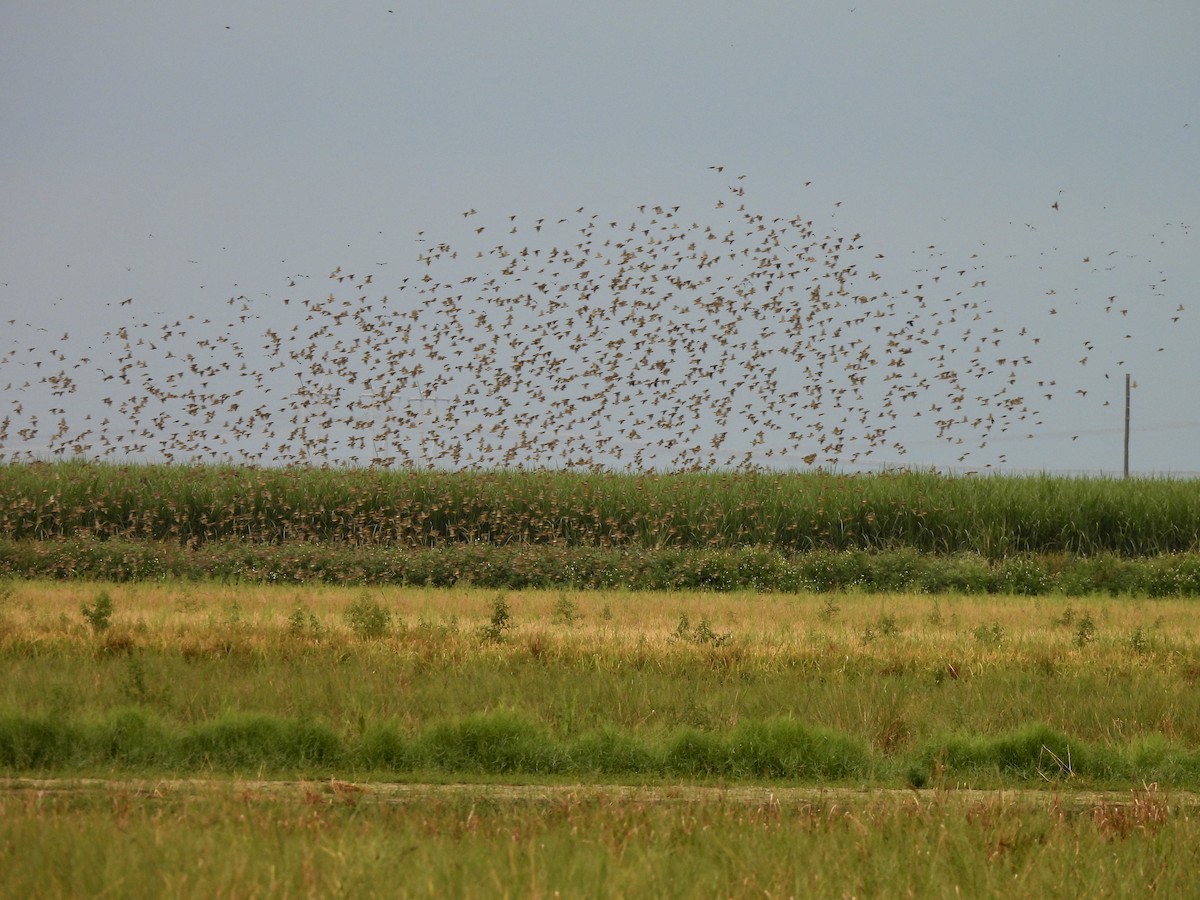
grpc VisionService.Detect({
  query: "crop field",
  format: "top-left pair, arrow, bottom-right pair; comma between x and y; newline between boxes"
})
3,462 -> 1199,895
4,461 -> 1200,555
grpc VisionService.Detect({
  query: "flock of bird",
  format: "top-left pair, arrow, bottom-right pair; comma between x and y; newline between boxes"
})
0,174 -> 1187,472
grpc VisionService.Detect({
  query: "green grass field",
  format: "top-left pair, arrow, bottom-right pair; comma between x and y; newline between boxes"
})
4,460 -> 1199,895
5,583 -> 1199,895
4,780 -> 1194,898
3,582 -> 1199,787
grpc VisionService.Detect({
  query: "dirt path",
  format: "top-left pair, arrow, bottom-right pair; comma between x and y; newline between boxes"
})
4,776 -> 1196,812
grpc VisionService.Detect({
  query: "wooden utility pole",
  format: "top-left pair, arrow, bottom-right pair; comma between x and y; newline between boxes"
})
1123,373 -> 1131,479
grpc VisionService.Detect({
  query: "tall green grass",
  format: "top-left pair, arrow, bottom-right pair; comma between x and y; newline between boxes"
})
5,709 -> 1200,789
2,460 -> 1198,555
4,785 -> 1195,899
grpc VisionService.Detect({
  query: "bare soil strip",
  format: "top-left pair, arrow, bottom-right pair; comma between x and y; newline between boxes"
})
3,777 -> 1196,812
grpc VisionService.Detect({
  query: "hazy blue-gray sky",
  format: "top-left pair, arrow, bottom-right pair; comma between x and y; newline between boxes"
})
2,2 -> 1197,474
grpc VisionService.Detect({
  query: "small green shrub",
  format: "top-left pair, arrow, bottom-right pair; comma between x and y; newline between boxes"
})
862,612 -> 901,644
675,612 -> 691,640
122,655 -> 155,704
344,594 -> 391,639
0,715 -> 81,768
480,593 -> 514,644
1054,606 -> 1078,627
663,728 -> 726,777
287,604 -> 326,638
923,724 -> 1089,781
973,622 -> 1005,646
875,612 -> 900,637
416,614 -> 458,638
726,719 -> 869,780
692,618 -> 733,647
81,590 -> 114,633
95,708 -> 173,767
1074,612 -> 1097,648
551,595 -> 581,627
674,613 -> 732,647
1128,626 -> 1151,655
286,605 -> 308,636
816,596 -> 841,622
179,714 -> 341,768
997,556 -> 1050,595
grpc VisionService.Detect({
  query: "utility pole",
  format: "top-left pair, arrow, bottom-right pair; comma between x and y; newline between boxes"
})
1123,373 -> 1131,479
404,385 -> 451,467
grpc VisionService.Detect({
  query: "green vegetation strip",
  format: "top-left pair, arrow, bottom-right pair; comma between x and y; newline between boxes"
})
4,460 -> 1199,555
5,538 -> 1200,594
4,582 -> 1200,784
4,783 -> 1195,898
4,710 -> 1200,790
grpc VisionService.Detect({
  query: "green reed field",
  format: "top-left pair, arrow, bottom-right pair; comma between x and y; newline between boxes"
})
4,462 -> 1200,597
3,460 -> 1199,555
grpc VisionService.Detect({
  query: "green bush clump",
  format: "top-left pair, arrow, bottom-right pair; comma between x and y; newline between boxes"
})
479,594 -> 514,644
921,724 -> 1104,782
419,711 -> 559,774
344,594 -> 391,639
865,549 -> 923,592
725,719 -> 869,780
81,590 -> 114,633
0,715 -> 81,769
973,622 -> 1005,645
674,613 -> 733,647
550,595 -> 581,627
179,714 -> 341,768
356,723 -> 416,770
94,708 -> 174,766
1074,612 -> 1097,647
663,728 -> 727,777
996,556 -> 1051,595
795,550 -> 865,591
566,727 -> 659,774
915,553 -> 992,593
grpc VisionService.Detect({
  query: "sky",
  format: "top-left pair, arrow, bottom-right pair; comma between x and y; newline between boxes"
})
2,1 -> 1197,476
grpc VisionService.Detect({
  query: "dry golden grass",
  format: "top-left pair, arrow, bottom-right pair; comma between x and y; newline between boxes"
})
3,579 -> 1195,666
